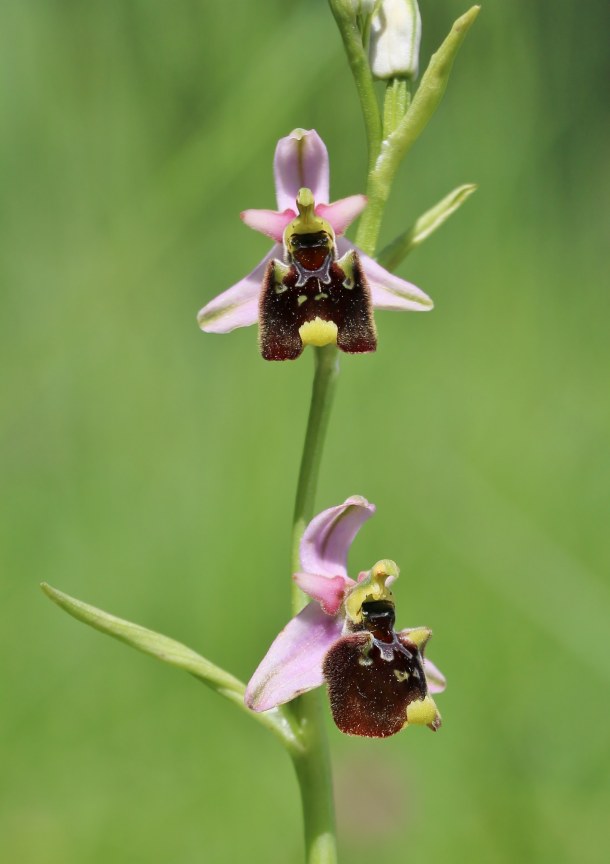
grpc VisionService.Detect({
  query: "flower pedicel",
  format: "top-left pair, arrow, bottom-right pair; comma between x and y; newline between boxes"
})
245,496 -> 445,737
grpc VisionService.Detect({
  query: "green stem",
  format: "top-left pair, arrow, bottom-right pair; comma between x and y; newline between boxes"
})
291,345 -> 340,613
289,344 -> 340,864
382,79 -> 410,140
328,0 -> 382,173
291,691 -> 338,864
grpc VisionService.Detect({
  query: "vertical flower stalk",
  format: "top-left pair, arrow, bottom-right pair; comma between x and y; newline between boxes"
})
291,345 -> 340,612
291,682 -> 338,864
328,0 -> 382,173
289,344 -> 340,864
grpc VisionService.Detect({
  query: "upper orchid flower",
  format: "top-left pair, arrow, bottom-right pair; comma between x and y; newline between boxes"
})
245,496 -> 445,737
198,129 -> 432,360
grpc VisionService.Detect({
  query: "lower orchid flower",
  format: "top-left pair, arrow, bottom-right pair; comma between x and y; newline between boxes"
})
245,496 -> 445,737
198,129 -> 433,360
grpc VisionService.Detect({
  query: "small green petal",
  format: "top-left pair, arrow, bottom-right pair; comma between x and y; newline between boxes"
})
398,5 -> 481,149
378,183 -> 477,270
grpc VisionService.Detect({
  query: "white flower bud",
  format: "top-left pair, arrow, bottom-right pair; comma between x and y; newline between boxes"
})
369,0 -> 422,80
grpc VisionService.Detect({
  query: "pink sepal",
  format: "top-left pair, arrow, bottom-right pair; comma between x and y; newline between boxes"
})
274,129 -> 330,211
337,238 -> 433,311
300,495 -> 376,580
423,657 -> 447,694
245,602 -> 343,712
197,247 -> 280,333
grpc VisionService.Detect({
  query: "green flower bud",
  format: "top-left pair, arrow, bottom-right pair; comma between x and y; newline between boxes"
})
369,0 -> 422,80
335,0 -> 375,18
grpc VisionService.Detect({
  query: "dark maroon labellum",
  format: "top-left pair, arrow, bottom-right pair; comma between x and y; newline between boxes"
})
259,248 -> 377,361
322,600 -> 428,738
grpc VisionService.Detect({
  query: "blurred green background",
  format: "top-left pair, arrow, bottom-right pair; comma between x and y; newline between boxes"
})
2,0 -> 609,862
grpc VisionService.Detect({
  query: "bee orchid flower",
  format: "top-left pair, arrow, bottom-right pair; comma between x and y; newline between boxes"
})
198,129 -> 432,360
245,496 -> 445,737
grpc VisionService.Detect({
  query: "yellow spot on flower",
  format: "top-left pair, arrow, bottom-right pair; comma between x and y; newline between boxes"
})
405,695 -> 439,727
299,318 -> 338,347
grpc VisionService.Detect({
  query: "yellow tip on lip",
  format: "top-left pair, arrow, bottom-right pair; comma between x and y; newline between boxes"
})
406,695 -> 440,727
299,318 -> 338,348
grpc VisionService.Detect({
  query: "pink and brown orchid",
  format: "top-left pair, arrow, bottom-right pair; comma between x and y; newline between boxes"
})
245,495 -> 445,737
198,130 -> 432,360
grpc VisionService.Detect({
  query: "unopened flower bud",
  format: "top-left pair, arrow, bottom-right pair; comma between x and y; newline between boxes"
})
369,0 -> 422,80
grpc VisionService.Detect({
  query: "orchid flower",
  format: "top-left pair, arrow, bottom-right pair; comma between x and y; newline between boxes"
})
198,129 -> 432,360
245,496 -> 445,737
